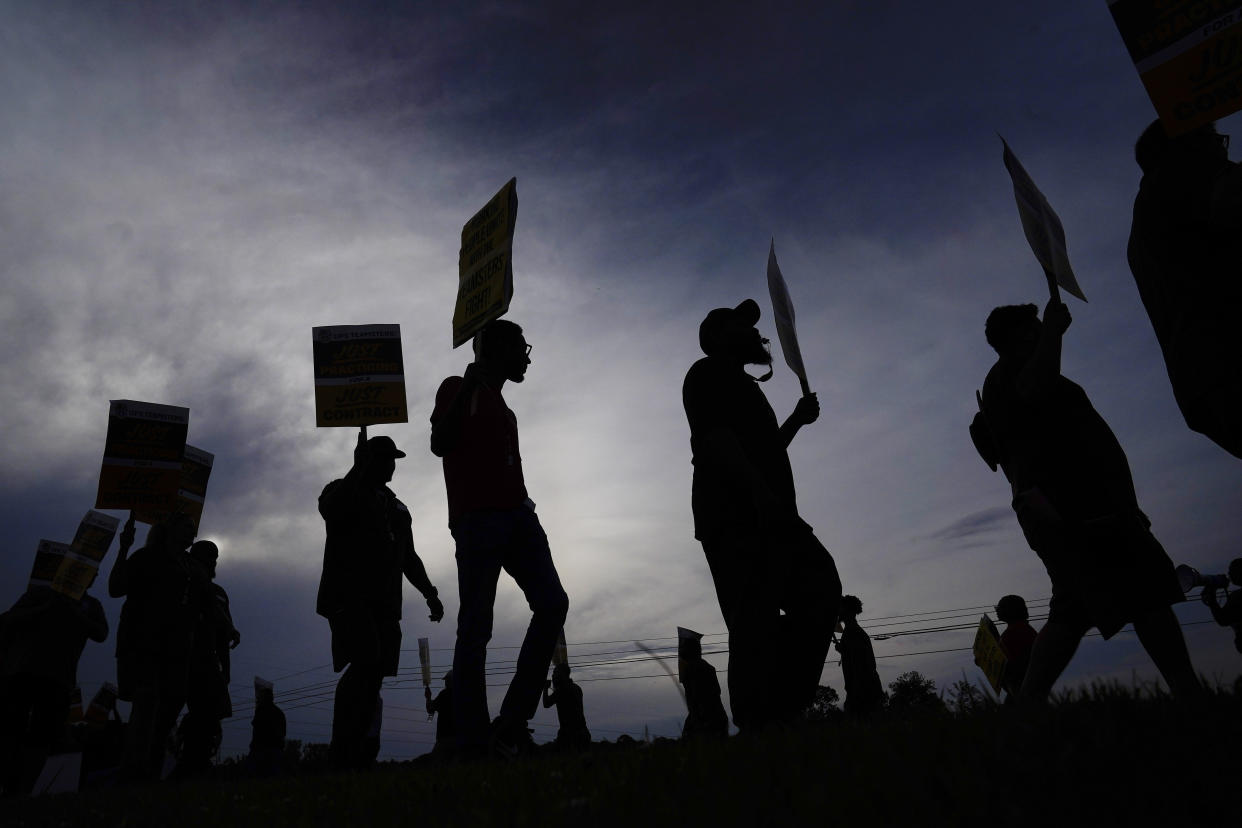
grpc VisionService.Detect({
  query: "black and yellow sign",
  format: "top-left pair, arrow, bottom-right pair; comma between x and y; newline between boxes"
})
95,400 -> 189,515
69,510 -> 119,563
133,445 -> 214,529
313,325 -> 407,427
972,615 -> 1008,693
453,178 -> 518,348
30,540 -> 69,589
1110,0 -> 1242,136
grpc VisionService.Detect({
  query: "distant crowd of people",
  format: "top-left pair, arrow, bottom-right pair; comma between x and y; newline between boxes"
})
1,117 -> 1239,794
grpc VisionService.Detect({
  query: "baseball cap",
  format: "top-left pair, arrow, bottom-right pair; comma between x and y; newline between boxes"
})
366,435 -> 406,459
699,298 -> 761,355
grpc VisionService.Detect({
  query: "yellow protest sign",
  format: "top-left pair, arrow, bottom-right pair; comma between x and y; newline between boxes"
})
1109,0 -> 1242,136
552,629 -> 569,668
95,400 -> 189,517
51,551 -> 100,601
312,325 -> 408,427
30,540 -> 69,590
972,615 -> 1008,693
69,510 -> 120,563
453,178 -> 518,348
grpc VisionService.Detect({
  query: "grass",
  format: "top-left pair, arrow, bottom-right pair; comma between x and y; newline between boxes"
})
5,683 -> 1238,827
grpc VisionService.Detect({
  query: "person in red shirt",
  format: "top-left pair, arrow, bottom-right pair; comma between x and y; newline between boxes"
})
994,594 -> 1038,698
431,319 -> 568,759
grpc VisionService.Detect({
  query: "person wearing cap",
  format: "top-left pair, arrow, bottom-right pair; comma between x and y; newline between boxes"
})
430,318 -> 569,759
1127,120 -> 1242,459
174,540 -> 239,777
317,433 -> 444,769
682,299 -> 842,731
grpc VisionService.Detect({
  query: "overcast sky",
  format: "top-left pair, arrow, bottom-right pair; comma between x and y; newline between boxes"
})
3,1 -> 1240,760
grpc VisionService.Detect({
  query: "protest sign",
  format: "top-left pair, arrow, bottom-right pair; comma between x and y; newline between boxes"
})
95,400 -> 189,516
69,511 -> 119,563
972,615 -> 1008,693
676,626 -> 703,683
51,551 -> 101,601
552,629 -> 569,668
1109,0 -> 1242,136
766,240 -> 811,395
418,638 -> 432,688
133,444 -> 214,529
1000,137 -> 1088,302
453,178 -> 518,348
30,540 -> 69,589
312,325 -> 407,427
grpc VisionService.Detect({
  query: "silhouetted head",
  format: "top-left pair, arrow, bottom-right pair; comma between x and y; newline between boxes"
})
699,299 -> 772,368
189,540 -> 219,579
473,319 -> 530,383
160,513 -> 197,553
1229,559 -> 1242,587
360,435 -> 405,485
995,594 -> 1029,624
1135,119 -> 1229,175
985,304 -> 1040,359
840,594 -> 863,619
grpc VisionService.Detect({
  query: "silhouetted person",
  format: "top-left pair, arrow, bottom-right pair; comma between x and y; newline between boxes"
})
109,512 -> 210,782
679,634 -> 728,739
0,581 -> 107,796
1128,120 -> 1242,458
542,663 -> 590,751
994,594 -> 1038,697
430,320 -> 569,759
979,300 -> 1200,700
361,694 -> 382,766
682,299 -> 842,730
247,682 -> 286,777
425,670 -> 455,759
174,540 -> 240,777
317,434 -> 444,770
1201,558 -> 1242,654
835,595 -> 883,717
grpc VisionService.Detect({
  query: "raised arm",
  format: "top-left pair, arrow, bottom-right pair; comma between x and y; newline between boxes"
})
107,513 -> 138,598
1016,299 -> 1071,400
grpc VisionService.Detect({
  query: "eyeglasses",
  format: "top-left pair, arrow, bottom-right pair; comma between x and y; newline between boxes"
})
524,343 -> 533,357
1219,133 -> 1231,151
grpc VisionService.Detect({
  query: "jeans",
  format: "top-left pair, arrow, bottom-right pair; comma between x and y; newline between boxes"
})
701,520 -> 840,729
451,506 -> 568,750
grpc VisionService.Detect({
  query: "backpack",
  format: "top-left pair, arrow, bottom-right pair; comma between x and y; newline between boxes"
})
969,390 -> 1000,472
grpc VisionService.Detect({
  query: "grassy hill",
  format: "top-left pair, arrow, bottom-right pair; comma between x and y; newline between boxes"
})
6,682 -> 1238,827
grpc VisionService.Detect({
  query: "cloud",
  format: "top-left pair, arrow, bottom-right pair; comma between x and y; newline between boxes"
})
923,507 -> 1014,546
